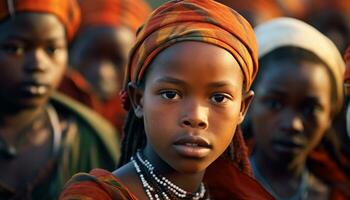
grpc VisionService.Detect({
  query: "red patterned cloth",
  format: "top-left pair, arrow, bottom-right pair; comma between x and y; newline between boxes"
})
60,169 -> 138,200
78,0 -> 151,32
0,0 -> 80,41
344,47 -> 350,84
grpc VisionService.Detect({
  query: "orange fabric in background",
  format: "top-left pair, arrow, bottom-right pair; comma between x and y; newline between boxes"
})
308,147 -> 350,200
217,0 -> 283,24
217,0 -> 350,24
344,47 -> 350,84
78,0 -> 151,32
204,156 -> 275,200
58,69 -> 126,135
0,0 -> 80,41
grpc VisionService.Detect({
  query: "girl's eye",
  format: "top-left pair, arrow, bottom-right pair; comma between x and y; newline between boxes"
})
302,103 -> 322,117
46,46 -> 57,54
211,94 -> 230,104
46,45 -> 62,55
0,43 -> 24,55
264,98 -> 283,110
160,90 -> 180,100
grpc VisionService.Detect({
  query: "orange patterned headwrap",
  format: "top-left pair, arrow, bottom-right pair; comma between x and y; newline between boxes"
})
78,0 -> 151,32
124,0 -> 258,101
0,0 -> 80,41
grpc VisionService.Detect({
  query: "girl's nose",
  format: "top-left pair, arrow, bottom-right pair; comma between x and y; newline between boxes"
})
280,110 -> 304,134
180,102 -> 209,129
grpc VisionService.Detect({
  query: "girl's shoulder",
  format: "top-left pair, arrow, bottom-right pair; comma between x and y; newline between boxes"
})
59,168 -> 138,200
49,91 -> 120,163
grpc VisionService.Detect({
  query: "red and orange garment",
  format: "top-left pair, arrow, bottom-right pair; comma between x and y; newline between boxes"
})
78,0 -> 151,32
0,0 -> 80,41
60,169 -> 138,200
344,47 -> 350,85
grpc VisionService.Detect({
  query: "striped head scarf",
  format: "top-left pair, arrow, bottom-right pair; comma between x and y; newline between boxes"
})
0,0 -> 80,41
122,0 -> 258,108
78,0 -> 151,32
255,17 -> 345,113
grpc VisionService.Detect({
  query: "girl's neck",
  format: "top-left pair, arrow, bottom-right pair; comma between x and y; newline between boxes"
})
253,147 -> 306,182
143,145 -> 205,193
252,149 -> 309,199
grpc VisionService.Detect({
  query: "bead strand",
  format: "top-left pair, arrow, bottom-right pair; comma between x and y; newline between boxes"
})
132,150 -> 208,200
136,152 -> 202,198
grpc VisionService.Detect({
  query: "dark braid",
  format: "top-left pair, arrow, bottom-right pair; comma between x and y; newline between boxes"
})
224,127 -> 253,176
118,110 -> 147,167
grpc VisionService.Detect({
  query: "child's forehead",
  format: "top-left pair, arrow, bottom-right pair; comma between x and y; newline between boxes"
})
0,13 -> 65,40
152,41 -> 237,63
143,41 -> 244,86
149,41 -> 238,69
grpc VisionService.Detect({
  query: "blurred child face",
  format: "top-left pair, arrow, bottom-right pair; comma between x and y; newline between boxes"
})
0,13 -> 67,110
130,41 -> 253,173
70,26 -> 134,100
251,59 -> 332,163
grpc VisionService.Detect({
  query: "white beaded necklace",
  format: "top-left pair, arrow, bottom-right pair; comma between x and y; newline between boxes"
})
132,151 -> 208,200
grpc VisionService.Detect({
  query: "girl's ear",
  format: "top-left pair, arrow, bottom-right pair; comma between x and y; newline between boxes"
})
238,90 -> 254,124
127,82 -> 144,118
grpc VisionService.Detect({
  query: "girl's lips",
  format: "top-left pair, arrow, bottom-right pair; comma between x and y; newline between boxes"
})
271,139 -> 305,153
173,144 -> 211,158
20,81 -> 49,96
173,135 -> 211,158
21,85 -> 48,96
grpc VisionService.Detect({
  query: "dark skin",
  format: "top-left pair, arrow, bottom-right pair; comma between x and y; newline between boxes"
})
114,41 -> 253,198
0,13 -> 67,191
70,26 -> 134,100
250,59 -> 332,199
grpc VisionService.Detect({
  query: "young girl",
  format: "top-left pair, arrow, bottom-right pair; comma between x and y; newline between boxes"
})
60,0 -> 274,199
0,0 -> 120,199
246,17 -> 347,199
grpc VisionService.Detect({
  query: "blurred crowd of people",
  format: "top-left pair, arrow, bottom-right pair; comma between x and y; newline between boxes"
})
0,0 -> 350,199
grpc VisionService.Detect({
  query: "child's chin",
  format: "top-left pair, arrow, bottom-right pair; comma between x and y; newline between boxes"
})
173,161 -> 209,174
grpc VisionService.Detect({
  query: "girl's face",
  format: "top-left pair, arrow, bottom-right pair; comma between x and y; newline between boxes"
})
130,41 -> 253,173
251,59 -> 332,163
71,26 -> 134,100
0,13 -> 67,110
